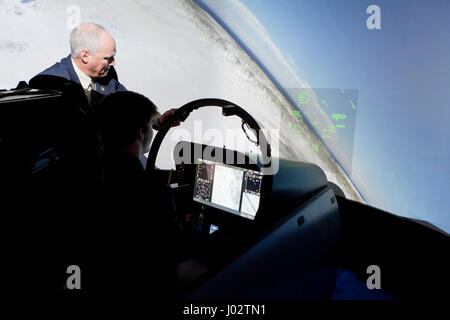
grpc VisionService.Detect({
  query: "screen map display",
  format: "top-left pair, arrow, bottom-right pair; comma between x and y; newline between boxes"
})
193,159 -> 263,220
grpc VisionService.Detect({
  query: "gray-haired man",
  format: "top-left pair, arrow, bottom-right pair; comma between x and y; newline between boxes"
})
30,22 -> 175,126
30,23 -> 125,106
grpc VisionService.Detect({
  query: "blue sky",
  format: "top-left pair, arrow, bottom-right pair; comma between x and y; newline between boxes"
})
196,0 -> 450,232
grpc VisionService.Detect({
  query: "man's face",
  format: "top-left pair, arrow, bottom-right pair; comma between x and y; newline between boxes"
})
87,32 -> 116,78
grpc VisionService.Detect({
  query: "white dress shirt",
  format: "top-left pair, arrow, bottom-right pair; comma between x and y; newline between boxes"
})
71,57 -> 95,105
71,57 -> 94,90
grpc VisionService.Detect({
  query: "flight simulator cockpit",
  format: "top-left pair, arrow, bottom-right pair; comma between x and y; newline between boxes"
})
2,85 -> 447,302
0,87 -> 341,299
144,98 -> 340,300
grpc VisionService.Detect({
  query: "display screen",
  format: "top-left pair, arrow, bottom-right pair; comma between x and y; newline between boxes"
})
209,224 -> 219,235
193,159 -> 263,220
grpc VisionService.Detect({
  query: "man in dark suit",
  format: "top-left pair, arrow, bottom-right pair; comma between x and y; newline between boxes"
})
29,22 -> 173,127
30,23 -> 125,109
28,22 -> 177,185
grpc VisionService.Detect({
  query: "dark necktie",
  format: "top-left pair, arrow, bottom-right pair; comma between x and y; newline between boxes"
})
85,80 -> 95,106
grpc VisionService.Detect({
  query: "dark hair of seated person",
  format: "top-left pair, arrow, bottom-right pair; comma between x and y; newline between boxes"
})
95,90 -> 158,188
96,90 -> 157,153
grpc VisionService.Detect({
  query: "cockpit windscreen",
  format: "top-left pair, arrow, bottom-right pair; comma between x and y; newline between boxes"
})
193,159 -> 263,220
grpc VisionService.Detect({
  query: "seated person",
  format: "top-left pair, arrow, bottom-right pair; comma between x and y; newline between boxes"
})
93,91 -> 193,298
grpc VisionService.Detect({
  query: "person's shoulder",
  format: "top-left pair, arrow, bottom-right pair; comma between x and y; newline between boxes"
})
104,152 -> 145,185
29,55 -> 76,89
36,55 -> 73,79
